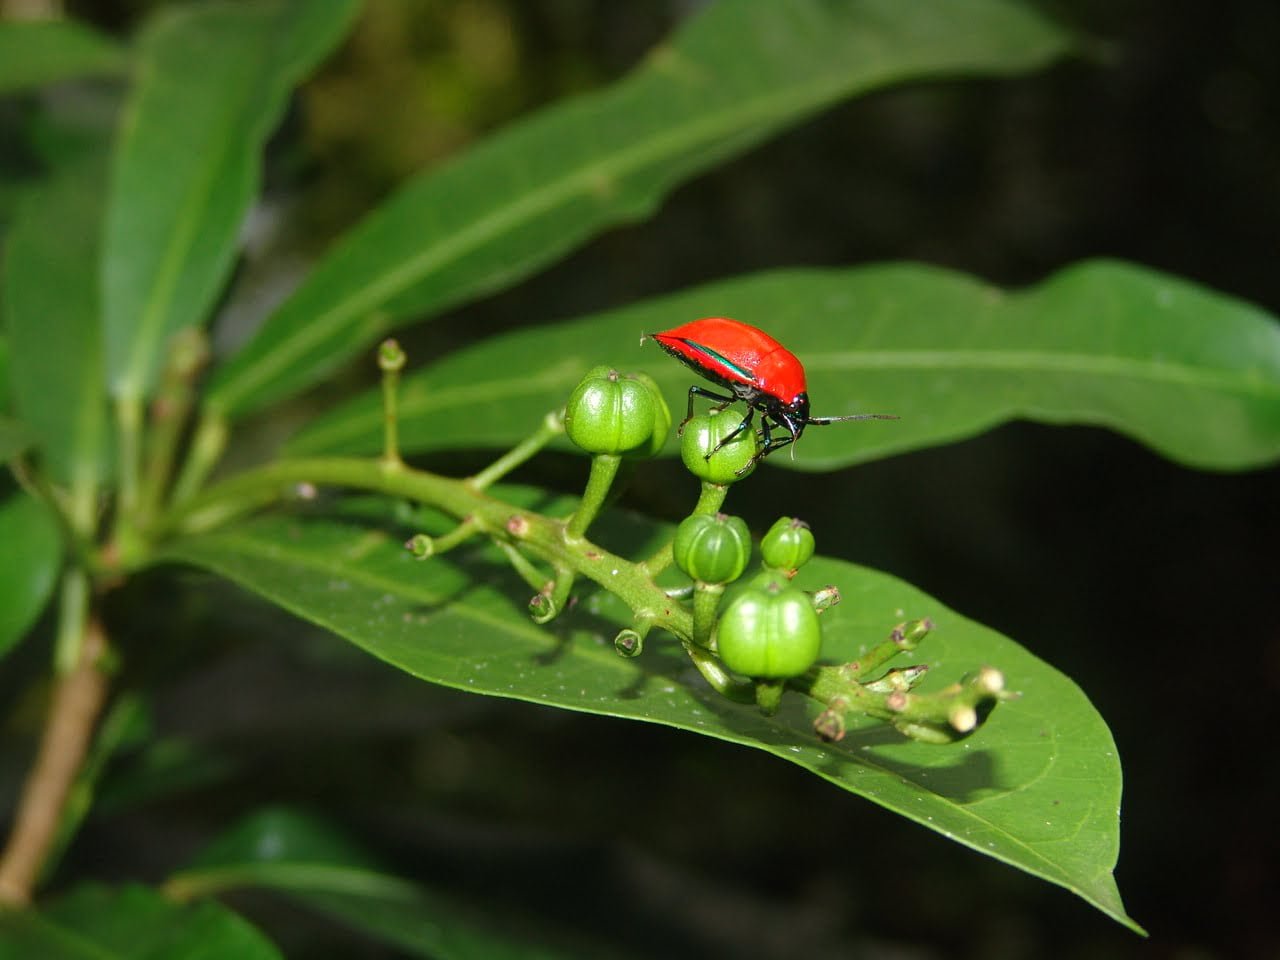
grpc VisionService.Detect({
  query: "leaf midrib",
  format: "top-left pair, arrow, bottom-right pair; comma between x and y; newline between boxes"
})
814,348 -> 1280,396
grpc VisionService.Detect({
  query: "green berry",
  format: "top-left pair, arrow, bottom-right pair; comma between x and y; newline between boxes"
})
716,581 -> 822,679
679,407 -> 760,483
673,513 -> 751,585
565,365 -> 667,456
628,371 -> 672,458
760,517 -> 815,573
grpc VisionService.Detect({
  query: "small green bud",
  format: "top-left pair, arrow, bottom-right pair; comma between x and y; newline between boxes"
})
404,533 -> 433,559
760,517 -> 815,573
565,365 -> 667,457
378,338 -> 406,373
890,618 -> 934,652
680,407 -> 760,483
528,590 -> 557,624
672,513 -> 752,585
614,628 -> 644,658
716,580 -> 822,679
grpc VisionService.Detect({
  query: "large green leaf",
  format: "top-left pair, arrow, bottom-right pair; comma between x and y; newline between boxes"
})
0,883 -> 281,960
0,336 -> 26,460
163,499 -> 1139,931
0,492 -> 62,660
167,808 -> 589,959
3,154 -> 110,490
205,0 -> 1072,418
291,260 -> 1280,472
0,418 -> 24,462
0,345 -> 22,458
102,0 -> 358,402
0,19 -> 122,95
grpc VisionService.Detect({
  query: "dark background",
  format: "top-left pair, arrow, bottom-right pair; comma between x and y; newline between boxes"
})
29,1 -> 1280,956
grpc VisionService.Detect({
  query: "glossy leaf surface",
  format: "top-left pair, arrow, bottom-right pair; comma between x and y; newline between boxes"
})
292,261 -> 1280,472
169,808 -> 582,959
3,155 -> 110,488
205,0 -> 1071,417
102,0 -> 358,400
0,883 -> 280,960
165,499 -> 1139,930
0,492 -> 62,659
0,19 -> 122,94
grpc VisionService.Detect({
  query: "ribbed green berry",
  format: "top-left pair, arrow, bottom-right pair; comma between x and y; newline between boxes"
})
760,517 -> 815,572
673,513 -> 751,585
628,371 -> 672,458
564,365 -> 666,456
716,581 -> 821,679
679,407 -> 759,483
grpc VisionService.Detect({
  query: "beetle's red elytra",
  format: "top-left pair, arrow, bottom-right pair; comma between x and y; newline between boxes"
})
649,317 -> 894,469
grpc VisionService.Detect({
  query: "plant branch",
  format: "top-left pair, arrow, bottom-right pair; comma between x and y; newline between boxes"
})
468,409 -> 565,491
168,411 -> 228,507
0,613 -> 110,905
168,456 -> 696,643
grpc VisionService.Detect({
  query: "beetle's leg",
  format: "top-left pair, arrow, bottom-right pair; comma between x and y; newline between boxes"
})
680,385 -> 737,434
707,407 -> 754,459
735,417 -> 795,474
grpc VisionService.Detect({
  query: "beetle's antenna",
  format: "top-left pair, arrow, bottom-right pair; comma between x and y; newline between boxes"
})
808,413 -> 899,425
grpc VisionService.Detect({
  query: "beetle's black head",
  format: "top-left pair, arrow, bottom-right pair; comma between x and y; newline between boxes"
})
762,391 -> 809,444
789,392 -> 811,428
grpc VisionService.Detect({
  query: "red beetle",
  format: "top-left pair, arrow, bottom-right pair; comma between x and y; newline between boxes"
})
649,317 -> 894,468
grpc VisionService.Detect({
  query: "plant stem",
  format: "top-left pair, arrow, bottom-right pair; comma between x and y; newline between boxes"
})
639,480 -> 730,576
137,330 -> 208,525
0,614 -> 110,905
681,642 -> 755,703
691,481 -> 730,516
691,583 -> 722,649
378,339 -> 406,467
53,569 -> 90,676
169,411 -> 228,507
468,410 -> 565,491
113,395 -> 143,520
168,456 -> 697,644
565,454 -> 621,540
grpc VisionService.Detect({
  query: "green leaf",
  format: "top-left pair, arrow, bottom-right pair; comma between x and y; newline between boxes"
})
292,260 -> 1280,472
3,154 -> 110,490
102,0 -> 358,402
167,808 -> 581,960
163,501 -> 1140,931
0,492 -> 62,659
205,0 -> 1072,418
0,883 -> 281,960
0,418 -> 25,462
0,19 -> 123,94
0,335 -> 9,408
